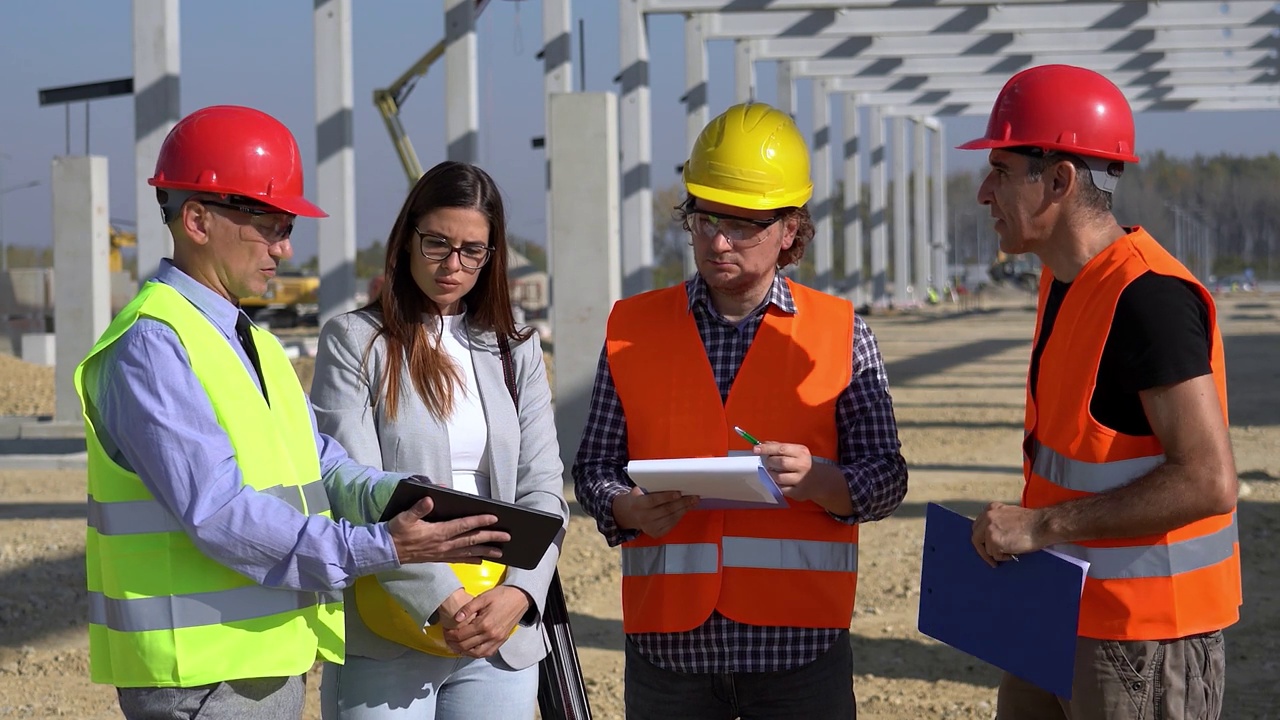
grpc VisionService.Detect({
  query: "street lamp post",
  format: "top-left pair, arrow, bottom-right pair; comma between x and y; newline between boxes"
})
0,152 -> 44,272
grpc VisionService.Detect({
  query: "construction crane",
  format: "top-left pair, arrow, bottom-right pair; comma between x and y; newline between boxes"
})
373,0 -> 498,185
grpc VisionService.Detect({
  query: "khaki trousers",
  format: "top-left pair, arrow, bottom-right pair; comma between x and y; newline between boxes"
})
997,631 -> 1225,720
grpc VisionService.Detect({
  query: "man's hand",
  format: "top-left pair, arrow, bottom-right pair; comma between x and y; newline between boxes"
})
442,586 -> 531,658
971,501 -> 1052,567
387,497 -> 511,565
754,442 -> 852,515
612,487 -> 699,538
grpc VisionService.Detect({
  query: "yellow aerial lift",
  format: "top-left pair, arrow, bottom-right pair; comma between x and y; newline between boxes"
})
373,0 -> 497,185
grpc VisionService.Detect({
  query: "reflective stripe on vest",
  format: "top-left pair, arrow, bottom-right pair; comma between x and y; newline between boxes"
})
623,543 -> 718,577
1053,514 -> 1239,581
87,481 -> 330,536
622,538 -> 858,577
89,587 -> 343,633
1030,439 -> 1164,494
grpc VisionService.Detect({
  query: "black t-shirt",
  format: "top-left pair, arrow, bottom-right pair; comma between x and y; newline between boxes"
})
1029,271 -> 1212,436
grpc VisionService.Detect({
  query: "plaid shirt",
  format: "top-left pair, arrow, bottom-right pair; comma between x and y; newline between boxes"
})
571,274 -> 908,673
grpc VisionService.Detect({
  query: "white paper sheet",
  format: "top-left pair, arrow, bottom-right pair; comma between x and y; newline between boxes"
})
625,455 -> 787,508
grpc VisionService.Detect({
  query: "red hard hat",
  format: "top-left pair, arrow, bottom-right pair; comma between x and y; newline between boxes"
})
148,105 -> 327,217
958,65 -> 1139,164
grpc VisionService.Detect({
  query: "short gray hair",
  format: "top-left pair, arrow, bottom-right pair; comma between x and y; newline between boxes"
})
1023,151 -> 1115,215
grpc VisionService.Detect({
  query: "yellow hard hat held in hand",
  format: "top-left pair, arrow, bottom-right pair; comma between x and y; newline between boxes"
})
682,102 -> 813,211
353,560 -> 513,657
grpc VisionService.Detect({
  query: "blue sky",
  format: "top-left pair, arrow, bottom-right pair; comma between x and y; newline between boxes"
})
2,0 -> 1278,260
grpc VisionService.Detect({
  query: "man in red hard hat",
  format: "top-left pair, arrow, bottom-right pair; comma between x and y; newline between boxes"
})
74,105 -> 509,718
962,65 -> 1240,719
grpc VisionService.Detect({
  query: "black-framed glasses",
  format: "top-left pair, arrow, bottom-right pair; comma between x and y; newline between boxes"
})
199,198 -> 295,243
685,210 -> 780,248
413,229 -> 493,269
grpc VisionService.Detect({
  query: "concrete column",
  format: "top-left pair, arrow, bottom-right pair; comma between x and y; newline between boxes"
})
618,0 -> 652,296
841,95 -> 863,307
132,0 -> 179,281
912,118 -> 930,301
931,122 -> 949,293
682,13 -> 709,279
810,78 -> 832,293
315,0 -> 356,327
868,107 -> 888,306
891,116 -> 909,308
548,92 -> 620,479
444,0 -> 479,163
53,156 -> 111,423
734,38 -> 755,104
542,0 -> 572,285
777,60 -> 795,118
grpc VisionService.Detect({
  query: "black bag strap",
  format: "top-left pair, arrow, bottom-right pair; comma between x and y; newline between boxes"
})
497,334 -> 519,409
499,333 -> 592,720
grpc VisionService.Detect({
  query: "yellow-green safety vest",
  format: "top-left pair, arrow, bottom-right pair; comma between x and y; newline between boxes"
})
76,281 -> 345,688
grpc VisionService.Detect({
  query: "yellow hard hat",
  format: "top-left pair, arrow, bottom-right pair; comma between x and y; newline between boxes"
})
353,560 -> 513,657
682,102 -> 813,211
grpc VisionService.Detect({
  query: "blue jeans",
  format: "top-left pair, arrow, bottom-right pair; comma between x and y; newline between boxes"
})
623,633 -> 856,720
320,652 -> 538,720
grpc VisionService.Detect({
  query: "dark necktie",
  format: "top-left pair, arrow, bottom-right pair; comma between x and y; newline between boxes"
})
235,312 -> 270,405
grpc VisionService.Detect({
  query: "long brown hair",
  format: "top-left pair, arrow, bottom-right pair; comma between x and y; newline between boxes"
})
369,161 -> 531,420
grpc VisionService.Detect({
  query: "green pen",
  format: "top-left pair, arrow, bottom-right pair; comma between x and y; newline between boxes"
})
733,426 -> 762,446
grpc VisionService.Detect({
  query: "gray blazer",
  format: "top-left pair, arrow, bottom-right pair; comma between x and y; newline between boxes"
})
310,309 -> 569,670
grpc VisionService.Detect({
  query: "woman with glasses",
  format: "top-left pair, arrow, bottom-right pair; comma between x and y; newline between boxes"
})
311,161 -> 569,719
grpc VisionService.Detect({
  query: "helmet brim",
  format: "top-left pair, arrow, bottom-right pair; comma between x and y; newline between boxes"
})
955,137 -> 1139,164
685,181 -> 813,212
148,177 -> 328,218
262,195 -> 328,219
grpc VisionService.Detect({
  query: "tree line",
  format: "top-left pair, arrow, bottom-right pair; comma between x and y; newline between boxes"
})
644,152 -> 1280,289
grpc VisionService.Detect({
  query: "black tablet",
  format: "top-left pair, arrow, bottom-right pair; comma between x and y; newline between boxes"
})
379,478 -> 564,571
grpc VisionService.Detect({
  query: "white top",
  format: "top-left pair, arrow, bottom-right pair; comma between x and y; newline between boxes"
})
438,312 -> 492,498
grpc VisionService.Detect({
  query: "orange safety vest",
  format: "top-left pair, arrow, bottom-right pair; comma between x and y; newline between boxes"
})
1024,227 -> 1241,641
605,279 -> 858,634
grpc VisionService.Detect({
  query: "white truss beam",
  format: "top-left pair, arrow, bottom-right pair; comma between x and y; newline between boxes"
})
755,27 -> 1279,60
706,2 -> 1279,37
795,50 -> 1279,77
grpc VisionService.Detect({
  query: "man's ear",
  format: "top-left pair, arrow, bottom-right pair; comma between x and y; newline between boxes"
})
779,214 -> 798,251
1048,159 -> 1077,200
180,200 -> 213,246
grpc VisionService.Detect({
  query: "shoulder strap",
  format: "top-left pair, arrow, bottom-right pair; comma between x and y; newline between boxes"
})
497,334 -> 519,411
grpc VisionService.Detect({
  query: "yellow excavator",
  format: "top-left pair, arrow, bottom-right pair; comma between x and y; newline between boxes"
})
111,223 -> 317,327
240,271 -> 320,328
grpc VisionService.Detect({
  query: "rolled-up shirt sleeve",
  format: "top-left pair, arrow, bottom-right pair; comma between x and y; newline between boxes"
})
92,320 -> 401,592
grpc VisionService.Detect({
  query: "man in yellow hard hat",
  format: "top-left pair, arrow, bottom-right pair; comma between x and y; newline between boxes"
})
573,102 -> 909,718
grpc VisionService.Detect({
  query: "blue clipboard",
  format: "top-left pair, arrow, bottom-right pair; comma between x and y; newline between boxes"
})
918,502 -> 1086,699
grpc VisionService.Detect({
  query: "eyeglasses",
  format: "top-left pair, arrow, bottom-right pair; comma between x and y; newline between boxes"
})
413,229 -> 493,269
199,199 -> 295,243
685,210 -> 780,248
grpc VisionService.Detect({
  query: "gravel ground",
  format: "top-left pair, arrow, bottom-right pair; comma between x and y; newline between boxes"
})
0,293 -> 1276,718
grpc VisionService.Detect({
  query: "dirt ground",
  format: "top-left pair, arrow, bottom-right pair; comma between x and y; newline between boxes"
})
1,292 -> 1277,719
